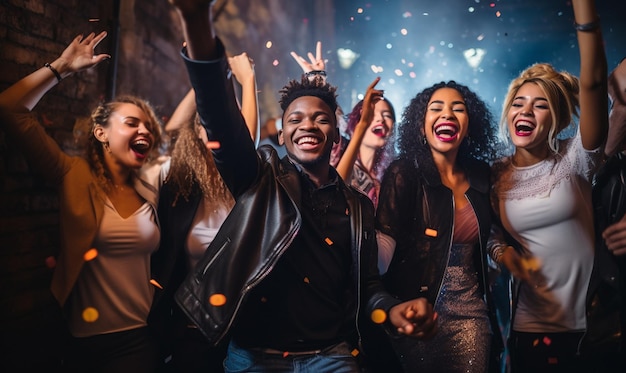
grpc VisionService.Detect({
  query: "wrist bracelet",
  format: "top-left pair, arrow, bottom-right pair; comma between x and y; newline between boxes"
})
574,18 -> 600,32
305,70 -> 327,77
44,62 -> 63,82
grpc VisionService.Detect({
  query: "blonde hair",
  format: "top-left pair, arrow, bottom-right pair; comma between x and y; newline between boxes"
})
165,115 -> 234,208
500,63 -> 579,153
86,95 -> 163,191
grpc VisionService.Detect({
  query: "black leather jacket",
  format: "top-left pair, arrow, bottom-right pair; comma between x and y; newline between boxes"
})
172,42 -> 401,346
377,158 -> 504,367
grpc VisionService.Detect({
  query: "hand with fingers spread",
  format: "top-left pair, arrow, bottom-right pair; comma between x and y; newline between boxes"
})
290,41 -> 326,73
56,31 -> 111,77
389,298 -> 438,338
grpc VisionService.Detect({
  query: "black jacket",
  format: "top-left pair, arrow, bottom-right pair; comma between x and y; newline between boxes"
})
172,41 -> 401,347
376,157 -> 504,369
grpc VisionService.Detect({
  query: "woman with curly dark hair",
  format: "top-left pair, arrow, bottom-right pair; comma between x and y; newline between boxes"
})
371,81 -> 505,372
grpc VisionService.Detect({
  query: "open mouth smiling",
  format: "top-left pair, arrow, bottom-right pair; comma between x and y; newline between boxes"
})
294,135 -> 323,150
434,123 -> 459,142
131,138 -> 151,159
371,125 -> 387,138
514,121 -> 535,136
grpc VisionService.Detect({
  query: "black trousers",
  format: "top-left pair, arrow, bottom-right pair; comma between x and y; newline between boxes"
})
63,326 -> 157,373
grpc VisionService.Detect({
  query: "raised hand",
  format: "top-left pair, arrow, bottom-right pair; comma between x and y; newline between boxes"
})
228,52 -> 255,86
290,41 -> 325,73
57,31 -> 110,77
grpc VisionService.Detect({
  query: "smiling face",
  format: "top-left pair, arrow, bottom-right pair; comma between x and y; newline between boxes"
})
94,102 -> 155,170
424,87 -> 469,158
279,96 -> 338,172
361,99 -> 395,151
506,82 -> 552,154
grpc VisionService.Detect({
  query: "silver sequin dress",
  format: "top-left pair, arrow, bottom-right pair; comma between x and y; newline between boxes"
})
392,204 -> 492,373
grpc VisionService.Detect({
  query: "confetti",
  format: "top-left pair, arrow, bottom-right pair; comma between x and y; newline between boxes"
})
83,248 -> 98,261
542,336 -> 552,346
325,237 -> 334,245
205,141 -> 221,150
548,357 -> 558,364
425,228 -> 438,237
45,256 -> 57,268
304,277 -> 310,283
351,349 -> 360,357
371,309 -> 387,324
533,339 -> 539,347
209,293 -> 227,306
82,307 -> 99,322
150,279 -> 163,289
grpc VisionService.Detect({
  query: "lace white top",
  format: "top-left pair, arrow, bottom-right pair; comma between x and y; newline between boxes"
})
492,129 -> 603,333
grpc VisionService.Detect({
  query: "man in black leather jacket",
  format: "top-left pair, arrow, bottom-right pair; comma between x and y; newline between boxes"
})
166,1 -> 437,371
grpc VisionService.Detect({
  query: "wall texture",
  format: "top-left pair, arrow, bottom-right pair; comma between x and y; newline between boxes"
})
0,0 -> 333,369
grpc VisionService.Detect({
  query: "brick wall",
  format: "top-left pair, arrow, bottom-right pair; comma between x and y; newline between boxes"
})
0,0 -> 331,369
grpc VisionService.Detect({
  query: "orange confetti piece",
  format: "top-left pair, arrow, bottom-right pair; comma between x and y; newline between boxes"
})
532,339 -> 540,347
282,351 -> 289,358
345,208 -> 349,215
424,228 -> 437,237
150,279 -> 163,289
82,307 -> 99,322
83,248 -> 98,261
45,256 -> 57,268
304,277 -> 310,283
351,349 -> 360,357
209,293 -> 227,306
371,309 -> 387,324
543,336 -> 552,346
325,237 -> 333,245
205,141 -> 221,149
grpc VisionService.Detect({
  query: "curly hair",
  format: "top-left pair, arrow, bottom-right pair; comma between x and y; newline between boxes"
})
86,95 -> 163,191
397,81 -> 501,175
500,63 -> 580,154
165,115 -> 234,208
279,75 -> 339,116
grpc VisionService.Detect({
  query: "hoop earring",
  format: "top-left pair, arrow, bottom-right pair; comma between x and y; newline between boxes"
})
102,141 -> 111,153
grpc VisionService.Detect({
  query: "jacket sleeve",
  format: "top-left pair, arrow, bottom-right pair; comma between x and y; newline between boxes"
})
180,40 -> 259,198
376,160 -> 417,240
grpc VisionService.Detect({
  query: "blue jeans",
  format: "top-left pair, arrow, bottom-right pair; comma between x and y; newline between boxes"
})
224,340 -> 361,373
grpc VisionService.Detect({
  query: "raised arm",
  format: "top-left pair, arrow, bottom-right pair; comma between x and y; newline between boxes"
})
335,77 -> 383,181
164,88 -> 196,134
229,52 -> 259,143
169,0 -> 258,197
573,0 -> 608,150
0,31 -> 110,112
